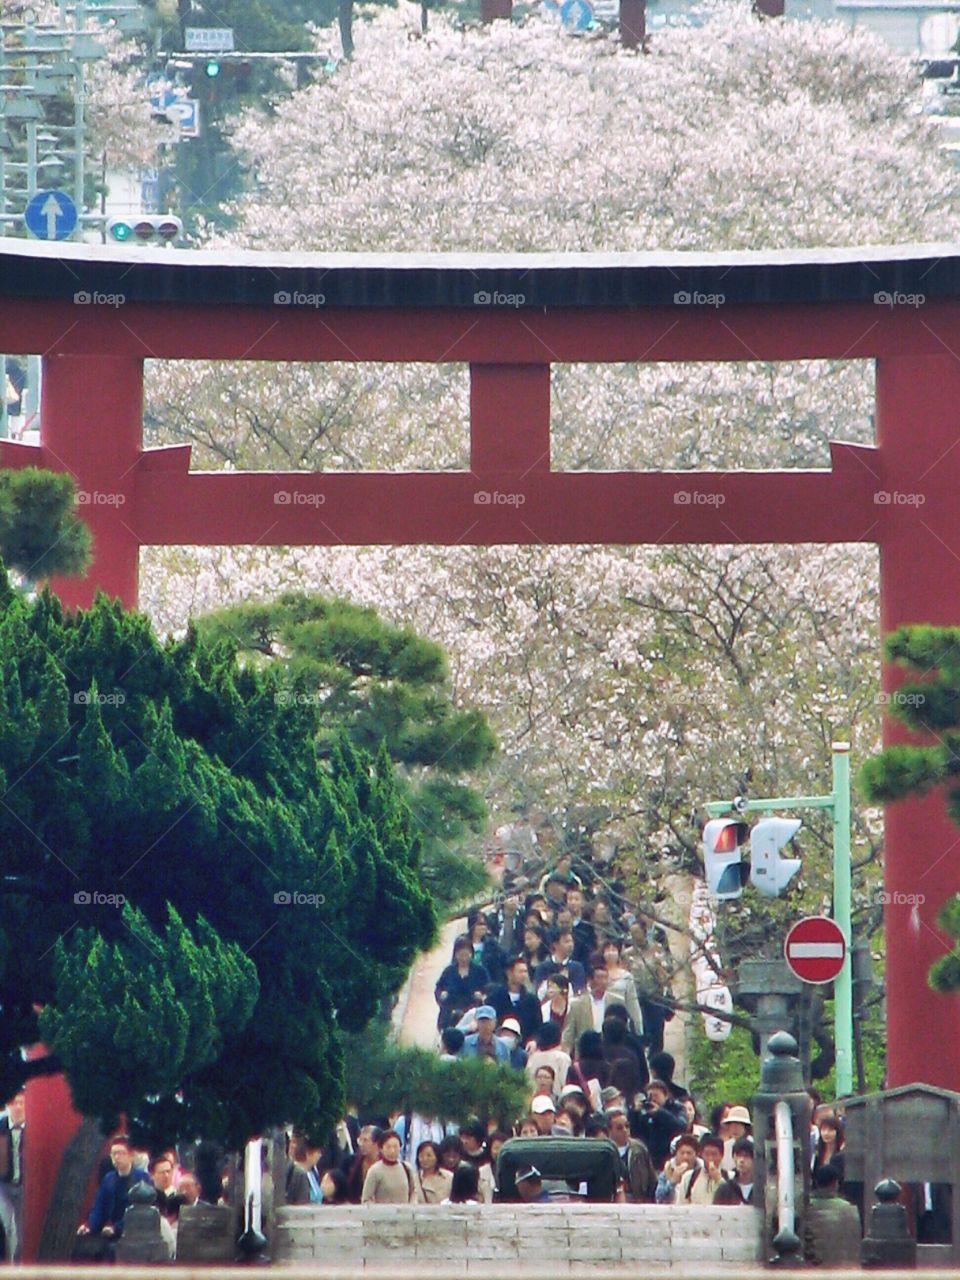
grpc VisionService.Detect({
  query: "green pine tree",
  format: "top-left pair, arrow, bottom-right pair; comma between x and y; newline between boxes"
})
0,569 -> 437,1160
196,594 -> 497,909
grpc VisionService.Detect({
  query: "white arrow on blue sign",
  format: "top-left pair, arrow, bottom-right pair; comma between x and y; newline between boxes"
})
24,189 -> 78,241
560,0 -> 594,29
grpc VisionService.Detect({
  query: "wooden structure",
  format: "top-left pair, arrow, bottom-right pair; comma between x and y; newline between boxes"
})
842,1083 -> 960,1266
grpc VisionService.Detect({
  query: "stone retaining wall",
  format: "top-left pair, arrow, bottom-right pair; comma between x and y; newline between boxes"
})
275,1203 -> 762,1272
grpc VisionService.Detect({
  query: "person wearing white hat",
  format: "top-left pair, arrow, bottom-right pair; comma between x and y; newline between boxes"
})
498,1016 -> 528,1070
719,1105 -> 752,1172
530,1094 -> 557,1135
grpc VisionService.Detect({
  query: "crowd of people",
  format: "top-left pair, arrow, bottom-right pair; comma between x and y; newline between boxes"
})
285,850 -> 806,1214
0,846 -> 865,1265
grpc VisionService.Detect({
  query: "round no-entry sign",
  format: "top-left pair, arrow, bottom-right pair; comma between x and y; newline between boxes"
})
784,916 -> 846,983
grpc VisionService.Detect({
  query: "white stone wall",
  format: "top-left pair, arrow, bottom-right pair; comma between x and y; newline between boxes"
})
275,1203 -> 762,1272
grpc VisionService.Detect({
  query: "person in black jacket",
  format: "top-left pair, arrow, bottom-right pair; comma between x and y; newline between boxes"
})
487,957 -> 543,1041
435,935 -> 490,1031
629,1080 -> 687,1170
466,909 -> 505,986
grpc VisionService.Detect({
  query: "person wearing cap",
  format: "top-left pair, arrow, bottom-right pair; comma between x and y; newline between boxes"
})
515,1164 -> 551,1204
498,1017 -> 528,1071
719,1105 -> 752,1172
530,1094 -> 557,1136
713,1136 -> 755,1205
461,1007 -> 511,1065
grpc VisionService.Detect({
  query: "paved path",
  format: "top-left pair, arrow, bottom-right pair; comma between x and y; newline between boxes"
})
394,916 -> 464,1048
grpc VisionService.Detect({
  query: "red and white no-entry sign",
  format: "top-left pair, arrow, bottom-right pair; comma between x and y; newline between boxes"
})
784,916 -> 847,983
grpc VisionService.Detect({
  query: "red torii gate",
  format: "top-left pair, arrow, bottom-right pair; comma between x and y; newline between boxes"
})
1,238 -> 958,1249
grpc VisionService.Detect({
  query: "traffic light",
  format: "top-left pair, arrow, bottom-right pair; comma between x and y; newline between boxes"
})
702,819 -> 750,900
205,59 -> 221,78
107,216 -> 183,246
749,817 -> 802,898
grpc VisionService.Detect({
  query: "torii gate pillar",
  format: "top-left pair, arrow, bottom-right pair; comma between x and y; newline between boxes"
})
877,353 -> 960,1089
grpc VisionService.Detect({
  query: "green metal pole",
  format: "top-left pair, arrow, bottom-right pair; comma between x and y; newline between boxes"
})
832,742 -> 854,1096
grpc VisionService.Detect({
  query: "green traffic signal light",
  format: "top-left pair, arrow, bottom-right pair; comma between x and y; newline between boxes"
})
109,221 -> 133,241
205,59 -> 221,77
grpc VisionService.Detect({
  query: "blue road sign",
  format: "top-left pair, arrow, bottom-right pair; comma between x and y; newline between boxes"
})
24,190 -> 78,241
560,0 -> 594,28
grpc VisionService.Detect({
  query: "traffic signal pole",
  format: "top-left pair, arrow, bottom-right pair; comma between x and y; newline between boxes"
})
704,741 -> 854,1096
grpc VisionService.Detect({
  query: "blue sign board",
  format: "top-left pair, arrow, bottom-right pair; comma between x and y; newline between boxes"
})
24,190 -> 78,241
560,0 -> 594,28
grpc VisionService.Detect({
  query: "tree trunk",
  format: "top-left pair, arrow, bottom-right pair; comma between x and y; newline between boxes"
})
36,1116 -> 104,1262
339,0 -> 355,60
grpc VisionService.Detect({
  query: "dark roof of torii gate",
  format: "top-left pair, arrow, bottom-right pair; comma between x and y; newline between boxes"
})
2,238 -> 960,307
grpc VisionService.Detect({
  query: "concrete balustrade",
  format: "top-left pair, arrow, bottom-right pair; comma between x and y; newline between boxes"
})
274,1203 -> 762,1272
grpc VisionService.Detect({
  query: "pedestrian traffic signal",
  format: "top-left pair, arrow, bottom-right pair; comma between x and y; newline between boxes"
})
702,819 -> 750,900
107,216 -> 183,246
749,817 -> 802,898
205,59 -> 221,77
